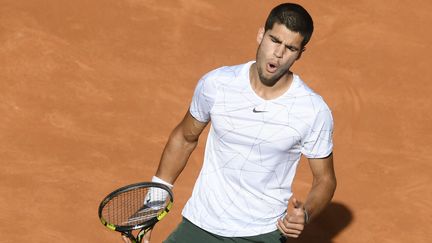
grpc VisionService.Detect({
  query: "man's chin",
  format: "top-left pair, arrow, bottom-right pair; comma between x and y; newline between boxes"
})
259,76 -> 278,87
258,72 -> 283,87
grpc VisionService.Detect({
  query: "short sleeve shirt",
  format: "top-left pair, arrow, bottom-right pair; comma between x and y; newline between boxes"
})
182,61 -> 333,237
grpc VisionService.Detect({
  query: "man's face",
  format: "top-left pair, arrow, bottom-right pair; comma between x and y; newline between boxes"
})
255,23 -> 304,86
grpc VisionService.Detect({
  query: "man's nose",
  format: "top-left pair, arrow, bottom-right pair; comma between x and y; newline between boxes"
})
273,44 -> 284,58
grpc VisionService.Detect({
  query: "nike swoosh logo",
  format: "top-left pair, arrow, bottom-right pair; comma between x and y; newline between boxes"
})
252,108 -> 268,113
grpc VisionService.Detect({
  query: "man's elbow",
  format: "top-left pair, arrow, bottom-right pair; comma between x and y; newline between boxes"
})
327,175 -> 337,199
316,174 -> 337,196
169,127 -> 199,151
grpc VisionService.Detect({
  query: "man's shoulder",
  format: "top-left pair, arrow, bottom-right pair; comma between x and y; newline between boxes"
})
290,75 -> 331,112
203,62 -> 251,80
197,62 -> 251,92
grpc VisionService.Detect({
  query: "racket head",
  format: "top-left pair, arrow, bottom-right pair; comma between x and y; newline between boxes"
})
98,182 -> 173,235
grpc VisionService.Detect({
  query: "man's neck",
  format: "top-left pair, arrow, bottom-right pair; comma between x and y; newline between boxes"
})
249,63 -> 293,100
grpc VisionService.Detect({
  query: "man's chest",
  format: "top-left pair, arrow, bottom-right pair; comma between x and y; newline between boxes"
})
209,89 -> 313,153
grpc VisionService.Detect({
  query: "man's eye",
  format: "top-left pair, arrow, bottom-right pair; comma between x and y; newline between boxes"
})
287,46 -> 298,52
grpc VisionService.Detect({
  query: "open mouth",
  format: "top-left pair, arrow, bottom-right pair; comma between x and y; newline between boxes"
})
266,62 -> 278,73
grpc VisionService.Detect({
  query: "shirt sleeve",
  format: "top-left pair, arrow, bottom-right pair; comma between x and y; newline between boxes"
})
189,71 -> 218,123
301,103 -> 334,158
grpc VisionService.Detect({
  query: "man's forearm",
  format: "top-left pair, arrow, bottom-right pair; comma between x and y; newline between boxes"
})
155,127 -> 199,184
303,175 -> 337,223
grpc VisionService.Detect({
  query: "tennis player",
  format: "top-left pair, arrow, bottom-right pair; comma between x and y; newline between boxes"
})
123,2 -> 336,243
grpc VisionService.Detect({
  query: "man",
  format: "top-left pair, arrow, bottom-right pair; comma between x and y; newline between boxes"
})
125,2 -> 336,243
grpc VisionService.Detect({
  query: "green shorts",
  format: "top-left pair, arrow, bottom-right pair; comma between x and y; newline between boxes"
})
163,217 -> 286,243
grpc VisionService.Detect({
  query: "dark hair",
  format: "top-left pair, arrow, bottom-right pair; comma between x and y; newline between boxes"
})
264,3 -> 314,47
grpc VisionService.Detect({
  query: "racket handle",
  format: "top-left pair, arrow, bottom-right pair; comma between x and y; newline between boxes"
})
122,232 -> 137,243
136,226 -> 153,243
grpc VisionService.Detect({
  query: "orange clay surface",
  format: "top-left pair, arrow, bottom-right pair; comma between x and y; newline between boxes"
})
1,0 -> 431,242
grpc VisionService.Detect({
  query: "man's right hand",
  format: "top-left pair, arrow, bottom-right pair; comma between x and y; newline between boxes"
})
121,229 -> 152,243
121,234 -> 131,243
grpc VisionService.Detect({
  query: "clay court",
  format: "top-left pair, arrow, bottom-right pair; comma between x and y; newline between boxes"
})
1,0 -> 431,242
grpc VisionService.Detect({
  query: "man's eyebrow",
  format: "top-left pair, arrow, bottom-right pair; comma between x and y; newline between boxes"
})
269,34 -> 300,51
269,34 -> 281,42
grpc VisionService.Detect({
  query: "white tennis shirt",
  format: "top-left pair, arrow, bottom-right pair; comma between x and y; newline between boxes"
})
182,61 -> 333,237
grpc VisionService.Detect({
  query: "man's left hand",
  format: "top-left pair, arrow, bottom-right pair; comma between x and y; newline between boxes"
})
276,197 -> 306,238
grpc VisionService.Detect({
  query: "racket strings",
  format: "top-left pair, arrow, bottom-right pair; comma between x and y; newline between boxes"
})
101,187 -> 169,227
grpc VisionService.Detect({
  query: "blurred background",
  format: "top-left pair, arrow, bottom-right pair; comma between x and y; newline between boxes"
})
1,0 -> 431,242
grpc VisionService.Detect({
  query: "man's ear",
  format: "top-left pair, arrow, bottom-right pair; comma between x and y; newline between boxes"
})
256,27 -> 265,44
296,47 -> 306,60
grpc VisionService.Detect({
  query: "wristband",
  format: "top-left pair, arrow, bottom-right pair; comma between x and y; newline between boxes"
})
152,176 -> 174,189
304,208 -> 310,225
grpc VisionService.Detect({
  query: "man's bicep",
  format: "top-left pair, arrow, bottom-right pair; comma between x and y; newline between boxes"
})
307,153 -> 336,180
177,111 -> 208,142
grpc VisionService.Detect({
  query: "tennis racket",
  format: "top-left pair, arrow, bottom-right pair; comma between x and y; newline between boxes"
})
98,182 -> 174,243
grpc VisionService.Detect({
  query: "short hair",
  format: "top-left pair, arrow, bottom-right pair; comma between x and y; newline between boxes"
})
264,3 -> 314,47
